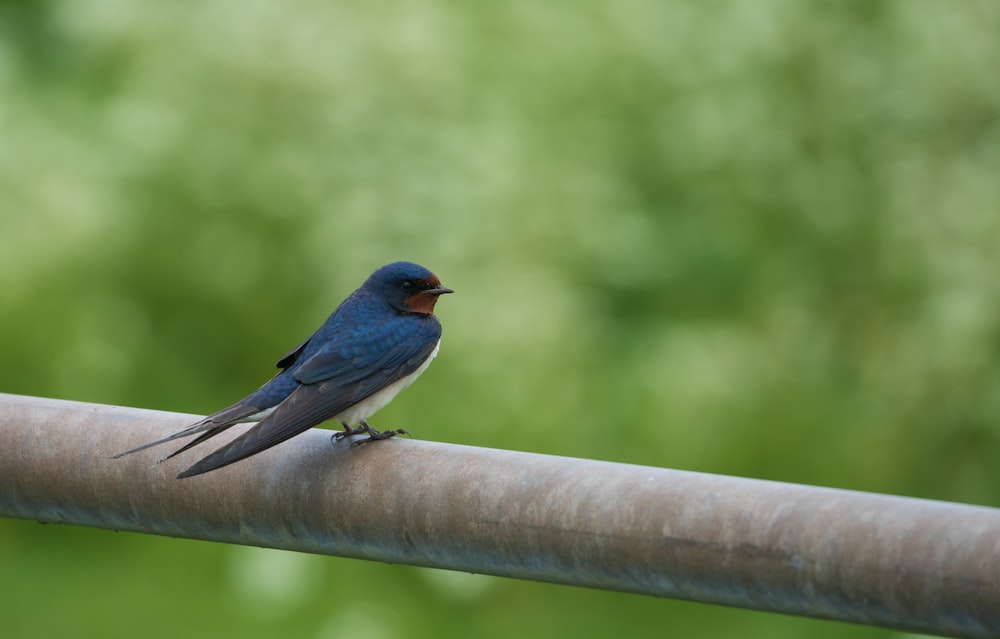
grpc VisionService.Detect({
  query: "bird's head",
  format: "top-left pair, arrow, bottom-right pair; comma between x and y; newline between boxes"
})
366,261 -> 453,315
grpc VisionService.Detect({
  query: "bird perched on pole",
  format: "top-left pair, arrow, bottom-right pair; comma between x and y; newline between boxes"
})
113,261 -> 453,479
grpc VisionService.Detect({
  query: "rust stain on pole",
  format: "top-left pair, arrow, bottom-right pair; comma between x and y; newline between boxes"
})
0,392 -> 998,637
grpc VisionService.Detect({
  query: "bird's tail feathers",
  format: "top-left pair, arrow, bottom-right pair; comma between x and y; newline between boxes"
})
111,397 -> 272,462
109,420 -> 211,459
156,426 -> 235,463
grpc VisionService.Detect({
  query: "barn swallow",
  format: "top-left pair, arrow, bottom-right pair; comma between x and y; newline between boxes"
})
113,261 -> 452,478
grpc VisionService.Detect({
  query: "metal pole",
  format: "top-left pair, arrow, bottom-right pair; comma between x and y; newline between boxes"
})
0,393 -> 997,637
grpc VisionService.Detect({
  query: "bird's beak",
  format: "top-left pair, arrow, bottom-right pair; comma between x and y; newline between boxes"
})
429,286 -> 454,296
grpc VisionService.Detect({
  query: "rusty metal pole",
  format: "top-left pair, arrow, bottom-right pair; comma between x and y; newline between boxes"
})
0,392 -> 998,637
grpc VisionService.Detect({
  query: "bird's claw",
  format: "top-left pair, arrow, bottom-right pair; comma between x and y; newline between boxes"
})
332,423 -> 366,442
332,421 -> 411,446
352,428 -> 410,447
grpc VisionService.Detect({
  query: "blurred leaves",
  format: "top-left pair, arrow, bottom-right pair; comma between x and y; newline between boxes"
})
1,0 -> 999,637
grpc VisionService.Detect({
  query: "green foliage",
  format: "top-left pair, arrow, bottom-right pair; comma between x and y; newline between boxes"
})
1,1 -> 998,637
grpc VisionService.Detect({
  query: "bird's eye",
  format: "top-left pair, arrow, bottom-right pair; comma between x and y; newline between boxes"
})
400,280 -> 414,291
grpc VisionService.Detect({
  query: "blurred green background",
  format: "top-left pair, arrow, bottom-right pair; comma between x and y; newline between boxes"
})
2,0 -> 999,637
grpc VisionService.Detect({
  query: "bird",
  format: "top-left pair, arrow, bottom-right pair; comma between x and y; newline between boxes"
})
112,261 -> 452,479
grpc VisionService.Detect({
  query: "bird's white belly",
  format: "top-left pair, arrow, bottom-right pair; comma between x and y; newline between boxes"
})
335,340 -> 441,426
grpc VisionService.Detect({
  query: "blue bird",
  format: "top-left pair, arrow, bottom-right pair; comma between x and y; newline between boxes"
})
113,261 -> 453,478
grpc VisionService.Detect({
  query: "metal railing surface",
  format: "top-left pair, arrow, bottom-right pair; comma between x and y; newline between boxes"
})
0,392 -> 997,638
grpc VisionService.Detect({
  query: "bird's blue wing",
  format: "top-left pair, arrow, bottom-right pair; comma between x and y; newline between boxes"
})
176,314 -> 442,477
275,337 -> 310,369
294,316 -> 440,384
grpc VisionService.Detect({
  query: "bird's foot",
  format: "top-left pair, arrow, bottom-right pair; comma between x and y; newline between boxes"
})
332,422 -> 368,442
351,420 -> 411,446
354,428 -> 411,446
